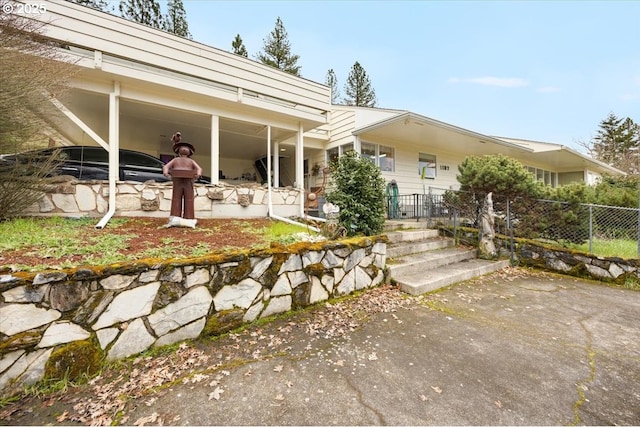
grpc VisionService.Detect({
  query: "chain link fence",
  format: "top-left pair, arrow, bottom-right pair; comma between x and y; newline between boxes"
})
386,189 -> 639,258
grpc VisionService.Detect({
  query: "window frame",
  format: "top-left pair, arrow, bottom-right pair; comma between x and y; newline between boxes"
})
418,152 -> 437,179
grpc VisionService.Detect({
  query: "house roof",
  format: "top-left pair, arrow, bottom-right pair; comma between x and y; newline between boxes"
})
350,109 -> 535,158
345,108 -> 624,176
493,136 -> 625,175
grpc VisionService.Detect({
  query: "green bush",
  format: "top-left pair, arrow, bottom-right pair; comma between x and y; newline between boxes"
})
326,150 -> 386,236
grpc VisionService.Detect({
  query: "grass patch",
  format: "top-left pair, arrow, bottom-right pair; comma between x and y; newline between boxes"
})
0,217 -> 127,249
567,238 -> 636,259
263,221 -> 317,245
0,216 -> 322,271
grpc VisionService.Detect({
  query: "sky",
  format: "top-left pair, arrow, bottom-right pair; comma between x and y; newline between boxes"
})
169,0 -> 638,153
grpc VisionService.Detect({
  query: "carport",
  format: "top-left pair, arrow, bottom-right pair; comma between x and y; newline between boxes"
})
33,1 -> 331,225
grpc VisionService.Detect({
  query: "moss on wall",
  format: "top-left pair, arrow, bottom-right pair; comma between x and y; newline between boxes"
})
202,309 -> 245,337
43,338 -> 103,382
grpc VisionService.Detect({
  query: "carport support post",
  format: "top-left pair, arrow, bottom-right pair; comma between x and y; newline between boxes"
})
274,141 -> 280,188
108,84 -> 120,184
296,122 -> 304,216
210,115 -> 220,185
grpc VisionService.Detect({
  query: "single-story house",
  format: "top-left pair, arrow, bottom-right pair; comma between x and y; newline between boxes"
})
18,1 -> 623,221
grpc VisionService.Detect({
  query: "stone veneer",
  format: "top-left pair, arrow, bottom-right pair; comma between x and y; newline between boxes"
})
0,236 -> 387,396
496,237 -> 640,282
24,178 -> 303,219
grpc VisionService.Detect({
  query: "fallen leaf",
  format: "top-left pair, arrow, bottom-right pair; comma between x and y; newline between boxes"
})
208,387 -> 224,401
56,411 -> 69,422
133,412 -> 158,426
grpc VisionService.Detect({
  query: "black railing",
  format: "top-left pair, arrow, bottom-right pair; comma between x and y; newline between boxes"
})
386,193 -> 452,223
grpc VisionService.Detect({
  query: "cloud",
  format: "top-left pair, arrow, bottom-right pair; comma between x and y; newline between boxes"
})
448,76 -> 530,88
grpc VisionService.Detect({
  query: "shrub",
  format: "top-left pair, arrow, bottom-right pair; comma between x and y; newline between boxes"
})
326,150 -> 386,236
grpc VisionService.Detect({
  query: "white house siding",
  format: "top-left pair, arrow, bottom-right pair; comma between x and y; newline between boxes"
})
352,108 -> 404,128
366,139 -> 461,195
327,109 -> 357,149
36,2 -> 330,115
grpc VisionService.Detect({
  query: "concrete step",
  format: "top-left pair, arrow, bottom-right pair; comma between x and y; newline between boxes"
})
384,220 -> 433,232
394,259 -> 511,296
385,229 -> 440,244
387,237 -> 454,258
388,247 -> 477,276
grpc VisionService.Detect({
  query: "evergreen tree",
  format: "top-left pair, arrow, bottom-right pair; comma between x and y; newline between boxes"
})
255,17 -> 301,76
65,0 -> 111,12
232,34 -> 248,57
326,69 -> 340,104
119,0 -> 163,30
343,61 -> 377,107
164,0 -> 191,38
588,113 -> 640,174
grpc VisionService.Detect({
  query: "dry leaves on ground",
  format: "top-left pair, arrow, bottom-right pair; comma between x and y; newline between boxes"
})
11,284 -> 412,426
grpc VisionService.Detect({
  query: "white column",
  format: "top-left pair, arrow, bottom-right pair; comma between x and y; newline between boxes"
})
296,122 -> 304,190
210,115 -> 219,184
273,140 -> 280,188
108,82 -> 120,183
297,122 -> 305,216
267,126 -> 272,195
354,134 -> 361,153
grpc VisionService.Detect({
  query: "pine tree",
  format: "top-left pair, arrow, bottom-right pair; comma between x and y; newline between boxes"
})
232,34 -> 248,57
326,69 -> 340,104
255,17 -> 301,76
164,0 -> 191,38
119,0 -> 163,30
65,0 -> 111,12
343,61 -> 377,107
589,113 -> 640,174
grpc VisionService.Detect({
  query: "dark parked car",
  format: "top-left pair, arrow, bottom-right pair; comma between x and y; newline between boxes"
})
1,146 -> 210,184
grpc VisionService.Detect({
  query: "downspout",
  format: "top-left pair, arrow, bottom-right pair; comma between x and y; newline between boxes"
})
266,125 -> 320,232
96,83 -> 120,229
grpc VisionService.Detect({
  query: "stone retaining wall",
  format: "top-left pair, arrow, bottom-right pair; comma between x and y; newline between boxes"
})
24,179 -> 302,219
0,237 -> 387,396
496,237 -> 640,282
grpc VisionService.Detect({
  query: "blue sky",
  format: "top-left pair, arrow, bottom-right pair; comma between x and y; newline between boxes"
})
171,0 -> 639,152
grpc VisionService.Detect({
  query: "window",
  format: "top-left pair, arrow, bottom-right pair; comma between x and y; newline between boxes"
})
361,142 -> 376,165
327,147 -> 339,164
419,153 -> 436,179
527,166 -> 557,187
379,145 -> 394,172
326,143 -> 354,165
358,142 -> 395,171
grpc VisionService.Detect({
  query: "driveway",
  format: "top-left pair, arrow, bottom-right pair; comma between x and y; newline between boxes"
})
3,268 -> 639,425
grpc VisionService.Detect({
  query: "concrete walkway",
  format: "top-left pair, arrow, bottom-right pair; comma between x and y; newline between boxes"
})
3,269 -> 639,425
